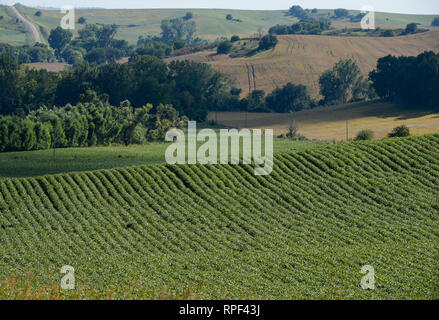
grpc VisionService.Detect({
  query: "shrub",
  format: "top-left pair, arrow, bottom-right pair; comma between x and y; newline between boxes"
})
432,17 -> 439,26
172,38 -> 186,50
334,8 -> 349,19
355,129 -> 374,141
77,17 -> 86,24
230,35 -> 240,42
217,41 -> 233,54
258,35 -> 278,51
35,11 -> 42,17
288,5 -> 309,19
381,29 -> 395,37
388,125 -> 410,138
405,23 -> 418,34
226,14 -> 233,21
183,12 -> 193,20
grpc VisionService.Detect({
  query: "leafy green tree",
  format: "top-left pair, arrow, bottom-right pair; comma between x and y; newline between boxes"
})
288,5 -> 309,19
370,51 -> 439,107
217,41 -> 233,54
0,119 -> 9,151
48,27 -> 73,57
247,90 -> 266,112
226,14 -> 233,20
161,18 -> 196,44
129,55 -> 171,107
62,47 -> 84,65
266,83 -> 311,112
172,38 -> 186,50
6,119 -> 22,151
20,119 -> 37,150
34,121 -> 52,149
258,35 -> 278,50
21,67 -> 59,110
0,53 -> 22,115
432,17 -> 439,26
405,23 -> 418,34
319,59 -> 367,105
388,125 -> 410,138
55,62 -> 99,106
183,12 -> 193,20
77,17 -> 87,24
135,38 -> 173,58
355,129 -> 374,141
169,60 -> 230,120
231,35 -> 240,42
381,29 -> 395,37
334,8 -> 349,18
85,47 -> 123,65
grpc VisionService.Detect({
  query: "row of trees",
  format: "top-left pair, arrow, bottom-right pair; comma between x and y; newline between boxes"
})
0,43 -> 55,63
48,24 -> 131,65
370,51 -> 439,108
0,92 -> 186,152
269,20 -> 331,35
230,58 -> 374,113
215,83 -> 312,113
0,52 -> 234,121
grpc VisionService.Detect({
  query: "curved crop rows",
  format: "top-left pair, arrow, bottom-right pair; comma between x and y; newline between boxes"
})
0,135 -> 438,299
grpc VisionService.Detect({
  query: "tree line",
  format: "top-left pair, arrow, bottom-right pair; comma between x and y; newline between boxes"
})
370,51 -> 439,108
0,52 -> 234,121
269,20 -> 331,35
0,91 -> 186,152
1,47 -> 436,138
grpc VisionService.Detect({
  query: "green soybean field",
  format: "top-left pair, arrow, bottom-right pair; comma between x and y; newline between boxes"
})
0,134 -> 438,299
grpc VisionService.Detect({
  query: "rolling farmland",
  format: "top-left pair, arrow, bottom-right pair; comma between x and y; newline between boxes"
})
172,30 -> 439,96
0,135 -> 438,299
1,4 -> 438,45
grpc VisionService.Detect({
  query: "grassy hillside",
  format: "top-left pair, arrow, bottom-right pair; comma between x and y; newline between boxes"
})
208,101 -> 439,141
0,6 -> 28,45
1,5 -> 438,45
3,5 -> 299,45
171,30 -> 439,96
0,136 -> 317,178
0,134 -> 438,299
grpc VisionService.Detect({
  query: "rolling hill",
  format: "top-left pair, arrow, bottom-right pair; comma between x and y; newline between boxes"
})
0,134 -> 438,299
171,30 -> 439,96
1,4 -> 438,45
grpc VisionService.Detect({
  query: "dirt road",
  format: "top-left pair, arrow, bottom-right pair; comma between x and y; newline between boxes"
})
9,5 -> 42,43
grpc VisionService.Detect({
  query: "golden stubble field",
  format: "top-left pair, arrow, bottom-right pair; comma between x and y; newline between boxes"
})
208,101 -> 439,141
171,29 -> 439,96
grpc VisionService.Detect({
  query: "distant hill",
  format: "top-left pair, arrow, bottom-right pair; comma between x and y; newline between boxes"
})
1,4 -> 438,45
170,30 -> 439,96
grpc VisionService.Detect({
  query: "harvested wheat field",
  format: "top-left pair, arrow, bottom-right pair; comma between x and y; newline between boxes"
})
208,101 -> 439,141
172,30 -> 439,96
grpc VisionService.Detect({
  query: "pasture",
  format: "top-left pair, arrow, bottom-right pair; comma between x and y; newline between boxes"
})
1,4 -> 438,45
0,135 -> 318,178
208,101 -> 439,140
